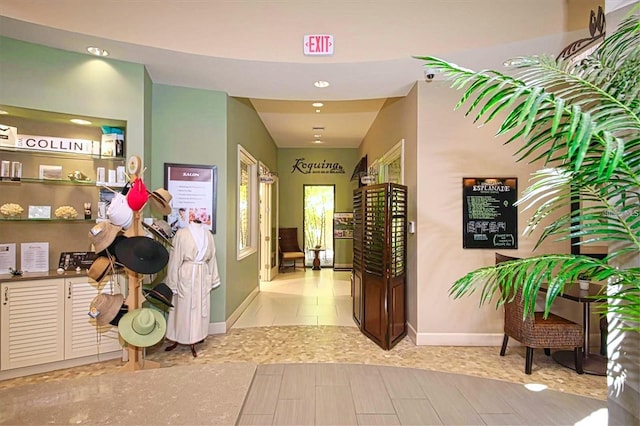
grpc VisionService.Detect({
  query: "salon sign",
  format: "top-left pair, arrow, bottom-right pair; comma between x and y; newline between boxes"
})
16,134 -> 96,155
291,158 -> 345,175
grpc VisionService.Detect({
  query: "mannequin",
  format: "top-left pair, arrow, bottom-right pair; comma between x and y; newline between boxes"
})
165,219 -> 220,357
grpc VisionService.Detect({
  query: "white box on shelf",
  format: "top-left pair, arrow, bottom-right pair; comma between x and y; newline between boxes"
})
39,164 -> 63,180
0,124 -> 18,147
101,133 -> 124,158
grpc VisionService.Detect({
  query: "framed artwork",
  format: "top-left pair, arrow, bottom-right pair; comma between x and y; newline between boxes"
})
164,163 -> 217,233
333,212 -> 354,239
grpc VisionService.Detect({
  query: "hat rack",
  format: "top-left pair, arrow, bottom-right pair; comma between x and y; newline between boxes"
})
120,158 -> 160,372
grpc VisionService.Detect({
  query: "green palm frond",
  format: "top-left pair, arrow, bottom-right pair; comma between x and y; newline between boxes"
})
416,13 -> 640,329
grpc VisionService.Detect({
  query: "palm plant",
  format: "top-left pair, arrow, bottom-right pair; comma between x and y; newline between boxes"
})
416,13 -> 640,330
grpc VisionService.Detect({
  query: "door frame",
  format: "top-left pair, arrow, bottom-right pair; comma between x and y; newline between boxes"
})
259,164 -> 279,282
302,184 -> 336,268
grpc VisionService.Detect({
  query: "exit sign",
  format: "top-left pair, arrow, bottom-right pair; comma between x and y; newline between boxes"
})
304,34 -> 334,56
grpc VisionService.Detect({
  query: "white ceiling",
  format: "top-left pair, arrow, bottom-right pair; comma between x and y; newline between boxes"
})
0,0 -> 589,148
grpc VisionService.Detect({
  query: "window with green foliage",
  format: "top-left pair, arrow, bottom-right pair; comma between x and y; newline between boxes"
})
238,145 -> 257,259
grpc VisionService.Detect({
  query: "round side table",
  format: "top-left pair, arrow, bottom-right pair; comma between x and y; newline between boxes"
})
310,247 -> 324,270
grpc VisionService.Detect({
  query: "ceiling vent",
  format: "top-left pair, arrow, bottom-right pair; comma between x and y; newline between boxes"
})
312,126 -> 325,131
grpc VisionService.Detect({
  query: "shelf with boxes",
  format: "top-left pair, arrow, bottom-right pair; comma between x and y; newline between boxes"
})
0,104 -> 127,271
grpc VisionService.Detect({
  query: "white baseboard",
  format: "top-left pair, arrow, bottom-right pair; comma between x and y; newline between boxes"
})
0,351 -> 121,381
414,332 -> 505,346
208,321 -> 227,335
223,286 -> 260,331
333,264 -> 352,270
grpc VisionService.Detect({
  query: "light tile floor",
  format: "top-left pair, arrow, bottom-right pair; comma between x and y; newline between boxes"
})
232,269 -> 356,328
0,268 -> 608,425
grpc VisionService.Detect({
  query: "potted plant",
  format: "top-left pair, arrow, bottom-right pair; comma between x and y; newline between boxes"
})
417,10 -> 639,423
577,273 -> 591,290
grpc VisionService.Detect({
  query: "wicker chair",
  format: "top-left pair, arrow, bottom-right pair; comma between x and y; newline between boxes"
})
278,228 -> 306,272
496,253 -> 584,375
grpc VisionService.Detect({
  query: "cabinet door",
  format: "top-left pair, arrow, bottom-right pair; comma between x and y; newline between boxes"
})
64,277 -> 122,360
1,279 -> 65,370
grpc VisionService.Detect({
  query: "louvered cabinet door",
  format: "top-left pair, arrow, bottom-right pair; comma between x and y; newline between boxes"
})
1,279 -> 65,371
64,277 -> 122,360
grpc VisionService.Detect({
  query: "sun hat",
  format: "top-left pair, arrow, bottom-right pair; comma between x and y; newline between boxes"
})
88,220 -> 122,254
118,308 -> 167,348
107,193 -> 134,230
149,188 -> 172,216
114,236 -> 169,274
109,303 -> 129,326
127,178 -> 149,211
142,219 -> 173,246
143,282 -> 174,308
97,234 -> 127,259
88,256 -> 113,284
89,293 -> 125,326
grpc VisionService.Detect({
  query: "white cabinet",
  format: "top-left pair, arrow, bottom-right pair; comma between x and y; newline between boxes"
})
1,275 -> 123,372
0,279 -> 65,370
64,276 -> 122,360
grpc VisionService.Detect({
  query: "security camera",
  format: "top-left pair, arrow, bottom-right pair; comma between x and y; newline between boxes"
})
424,69 -> 435,82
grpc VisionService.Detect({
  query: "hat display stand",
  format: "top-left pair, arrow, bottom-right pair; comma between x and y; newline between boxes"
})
120,157 -> 161,373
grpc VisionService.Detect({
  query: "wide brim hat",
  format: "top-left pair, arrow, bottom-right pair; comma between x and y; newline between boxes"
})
149,188 -> 172,216
90,293 -> 124,327
88,256 -> 113,284
114,236 -> 169,274
127,178 -> 149,212
110,303 -> 129,326
143,282 -> 174,308
118,308 -> 166,348
142,220 -> 173,246
89,221 -> 122,255
97,234 -> 127,259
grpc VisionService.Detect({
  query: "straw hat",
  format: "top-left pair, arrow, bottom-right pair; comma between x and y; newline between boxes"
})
142,219 -> 173,246
88,256 -> 113,284
118,308 -> 166,348
89,293 -> 125,326
114,236 -> 169,274
88,220 -> 122,254
127,178 -> 149,211
149,188 -> 172,216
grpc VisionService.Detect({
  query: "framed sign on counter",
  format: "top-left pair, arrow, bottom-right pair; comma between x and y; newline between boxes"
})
165,163 -> 217,233
462,177 -> 517,249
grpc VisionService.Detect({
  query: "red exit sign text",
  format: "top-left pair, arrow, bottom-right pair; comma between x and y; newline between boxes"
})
304,34 -> 334,56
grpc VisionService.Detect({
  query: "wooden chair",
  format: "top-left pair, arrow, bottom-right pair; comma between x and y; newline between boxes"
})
278,228 -> 306,272
496,253 -> 584,375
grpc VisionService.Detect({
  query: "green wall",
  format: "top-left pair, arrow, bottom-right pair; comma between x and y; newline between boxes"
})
226,97 -> 278,316
0,37 -> 147,158
278,148 -> 359,267
151,84 -> 228,322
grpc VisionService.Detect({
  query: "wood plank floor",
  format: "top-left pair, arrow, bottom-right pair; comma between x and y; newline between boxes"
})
238,363 -> 607,425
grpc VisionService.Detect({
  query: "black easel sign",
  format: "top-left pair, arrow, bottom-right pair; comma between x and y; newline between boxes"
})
462,177 -> 517,249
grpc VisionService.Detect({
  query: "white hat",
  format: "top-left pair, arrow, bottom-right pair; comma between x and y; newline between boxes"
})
108,193 -> 134,230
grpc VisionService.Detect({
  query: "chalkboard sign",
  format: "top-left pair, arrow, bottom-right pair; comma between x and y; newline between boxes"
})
462,177 -> 517,249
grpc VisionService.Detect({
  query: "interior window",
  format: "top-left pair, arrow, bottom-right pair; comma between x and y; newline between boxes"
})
238,145 -> 258,259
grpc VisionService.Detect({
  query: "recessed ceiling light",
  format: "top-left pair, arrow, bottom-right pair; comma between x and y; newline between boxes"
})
87,46 -> 109,57
316,109 -> 321,113
70,118 -> 92,125
314,134 -> 321,138
312,102 -> 324,107
313,140 -> 324,144
0,110 -> 8,115
314,80 -> 330,88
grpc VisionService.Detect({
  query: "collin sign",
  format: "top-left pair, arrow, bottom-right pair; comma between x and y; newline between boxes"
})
304,34 -> 334,56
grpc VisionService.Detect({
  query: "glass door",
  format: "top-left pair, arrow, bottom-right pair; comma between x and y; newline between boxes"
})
303,185 -> 335,268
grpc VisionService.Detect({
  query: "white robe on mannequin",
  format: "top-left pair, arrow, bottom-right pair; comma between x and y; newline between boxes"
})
166,222 -> 220,345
